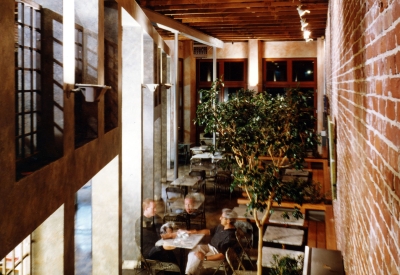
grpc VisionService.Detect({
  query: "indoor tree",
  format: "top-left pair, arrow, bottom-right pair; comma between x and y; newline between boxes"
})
195,79 -> 320,274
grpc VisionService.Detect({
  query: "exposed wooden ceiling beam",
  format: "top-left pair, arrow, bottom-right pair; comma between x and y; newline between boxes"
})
137,0 -> 328,42
142,8 -> 224,47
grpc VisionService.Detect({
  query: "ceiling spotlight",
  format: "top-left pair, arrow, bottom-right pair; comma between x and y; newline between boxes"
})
303,30 -> 311,39
297,6 -> 310,17
300,19 -> 308,31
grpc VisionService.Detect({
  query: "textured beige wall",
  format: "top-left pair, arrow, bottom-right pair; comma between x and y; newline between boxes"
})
32,205 -> 64,275
92,157 -> 119,275
263,41 -> 317,58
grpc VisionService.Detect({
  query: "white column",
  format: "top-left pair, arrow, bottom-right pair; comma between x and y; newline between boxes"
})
121,8 -> 143,264
92,157 -> 119,274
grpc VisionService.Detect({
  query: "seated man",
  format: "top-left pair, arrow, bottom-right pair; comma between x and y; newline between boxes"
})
184,208 -> 238,275
184,194 -> 197,215
135,198 -> 177,263
182,194 -> 204,229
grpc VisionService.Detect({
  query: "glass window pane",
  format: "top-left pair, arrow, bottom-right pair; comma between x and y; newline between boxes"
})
198,89 -> 219,104
223,87 -> 242,101
265,87 -> 286,97
199,62 -> 213,82
266,61 -> 287,81
298,87 -> 315,107
224,62 -> 244,81
292,60 -> 314,82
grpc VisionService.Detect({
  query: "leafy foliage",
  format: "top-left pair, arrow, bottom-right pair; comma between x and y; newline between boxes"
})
195,79 -> 320,213
195,79 -> 320,273
269,254 -> 304,275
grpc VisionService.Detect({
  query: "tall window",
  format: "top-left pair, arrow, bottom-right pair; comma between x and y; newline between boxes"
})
1,236 -> 31,275
15,1 -> 41,161
104,40 -> 119,133
196,59 -> 247,143
263,58 -> 317,129
15,0 -> 42,180
197,59 -> 247,103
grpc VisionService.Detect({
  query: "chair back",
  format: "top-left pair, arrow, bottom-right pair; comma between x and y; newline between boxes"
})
234,221 -> 254,247
235,227 -> 253,249
162,213 -> 187,230
189,170 -> 206,180
189,170 -> 207,192
165,186 -> 185,213
226,247 -> 246,273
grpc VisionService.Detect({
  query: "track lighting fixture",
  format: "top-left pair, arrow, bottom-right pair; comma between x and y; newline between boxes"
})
297,5 -> 310,17
300,19 -> 308,31
303,30 -> 311,39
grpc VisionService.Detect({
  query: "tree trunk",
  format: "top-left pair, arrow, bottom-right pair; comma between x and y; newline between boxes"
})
257,223 -> 264,274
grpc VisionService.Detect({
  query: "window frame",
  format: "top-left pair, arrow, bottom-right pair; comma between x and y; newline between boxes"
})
263,58 -> 317,89
263,58 -> 318,130
197,58 -> 248,102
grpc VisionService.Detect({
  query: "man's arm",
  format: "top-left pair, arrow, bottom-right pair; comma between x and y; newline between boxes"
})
187,229 -> 210,235
160,232 -> 177,239
194,251 -> 224,261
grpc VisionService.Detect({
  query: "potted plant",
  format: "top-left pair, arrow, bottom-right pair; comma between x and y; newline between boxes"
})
195,79 -> 320,274
270,254 -> 304,275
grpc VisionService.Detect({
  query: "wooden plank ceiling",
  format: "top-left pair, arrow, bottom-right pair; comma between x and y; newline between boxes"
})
136,0 -> 329,42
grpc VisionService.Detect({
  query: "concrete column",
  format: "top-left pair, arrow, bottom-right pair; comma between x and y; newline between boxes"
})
153,47 -> 162,201
92,156 -> 119,274
143,36 -> 155,200
32,206 -> 64,275
248,39 -> 262,92
161,50 -> 169,181
121,9 -> 143,264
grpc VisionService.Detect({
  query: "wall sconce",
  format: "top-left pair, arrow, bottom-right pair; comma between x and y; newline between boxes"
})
161,83 -> 172,89
142,84 -> 159,91
68,84 -> 111,102
297,6 -> 310,17
300,19 -> 308,31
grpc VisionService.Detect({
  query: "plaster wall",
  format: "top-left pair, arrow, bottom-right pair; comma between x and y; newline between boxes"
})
263,41 -> 317,58
32,205 -> 64,275
92,156 -> 119,275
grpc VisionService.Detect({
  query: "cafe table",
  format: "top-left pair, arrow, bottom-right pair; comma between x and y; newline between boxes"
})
232,206 -> 266,221
170,175 -> 199,188
263,225 -> 305,248
281,175 -> 309,183
284,168 -> 310,177
262,246 -> 304,268
191,152 -> 224,163
155,233 -> 205,250
155,233 -> 205,271
268,210 -> 305,226
190,145 -> 210,152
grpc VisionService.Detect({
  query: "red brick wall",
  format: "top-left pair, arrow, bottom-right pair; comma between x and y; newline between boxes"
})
325,1 -> 400,274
